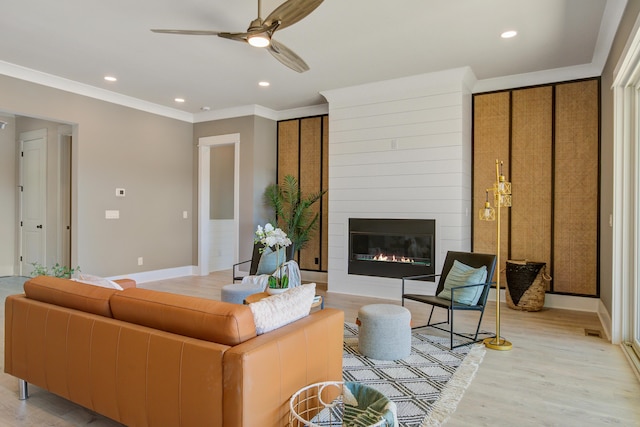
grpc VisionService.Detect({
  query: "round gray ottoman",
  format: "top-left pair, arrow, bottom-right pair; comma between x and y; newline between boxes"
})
221,283 -> 264,304
357,304 -> 411,360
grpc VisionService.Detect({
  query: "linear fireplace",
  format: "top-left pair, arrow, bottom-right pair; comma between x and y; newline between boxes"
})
348,218 -> 435,280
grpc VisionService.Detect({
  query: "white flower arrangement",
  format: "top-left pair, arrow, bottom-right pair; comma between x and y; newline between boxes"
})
255,223 -> 292,289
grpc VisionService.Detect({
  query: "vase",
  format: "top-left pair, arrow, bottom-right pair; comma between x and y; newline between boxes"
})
266,287 -> 289,296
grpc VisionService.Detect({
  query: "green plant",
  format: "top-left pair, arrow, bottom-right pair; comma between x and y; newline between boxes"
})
263,175 -> 326,255
30,262 -> 80,279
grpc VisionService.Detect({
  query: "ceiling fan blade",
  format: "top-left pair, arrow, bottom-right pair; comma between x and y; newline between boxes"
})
218,21 -> 280,43
218,31 -> 251,43
268,39 -> 309,73
264,0 -> 324,31
151,29 -> 221,36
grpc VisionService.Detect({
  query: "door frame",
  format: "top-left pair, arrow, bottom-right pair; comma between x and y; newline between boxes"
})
197,133 -> 240,276
612,16 -> 640,367
57,125 -> 73,268
18,128 -> 47,276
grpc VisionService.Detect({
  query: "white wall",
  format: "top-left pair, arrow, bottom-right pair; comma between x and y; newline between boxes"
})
322,67 -> 476,300
0,115 -> 16,276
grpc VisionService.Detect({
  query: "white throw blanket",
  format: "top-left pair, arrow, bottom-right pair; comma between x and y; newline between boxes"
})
240,260 -> 302,291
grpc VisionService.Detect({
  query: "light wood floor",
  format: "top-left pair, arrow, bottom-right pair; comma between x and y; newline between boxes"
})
1,271 -> 639,426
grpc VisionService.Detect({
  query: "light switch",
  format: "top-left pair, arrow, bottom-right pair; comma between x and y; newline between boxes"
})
183,211 -> 188,219
116,188 -> 126,197
105,210 -> 119,219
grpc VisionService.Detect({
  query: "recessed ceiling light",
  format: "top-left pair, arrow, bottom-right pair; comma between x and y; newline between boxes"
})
259,81 -> 270,87
501,30 -> 518,39
174,98 -> 185,103
104,76 -> 117,82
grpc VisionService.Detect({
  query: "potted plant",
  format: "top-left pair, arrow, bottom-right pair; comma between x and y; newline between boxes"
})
255,223 -> 292,293
30,262 -> 80,279
263,174 -> 326,258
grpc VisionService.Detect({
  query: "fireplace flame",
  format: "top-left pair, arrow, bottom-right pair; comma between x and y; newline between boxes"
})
372,253 -> 415,263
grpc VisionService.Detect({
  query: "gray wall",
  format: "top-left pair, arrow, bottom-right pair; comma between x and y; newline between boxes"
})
193,115 -> 277,265
600,0 -> 640,315
0,74 -> 194,277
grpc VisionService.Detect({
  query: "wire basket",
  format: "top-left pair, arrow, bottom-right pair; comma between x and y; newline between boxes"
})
289,381 -> 391,427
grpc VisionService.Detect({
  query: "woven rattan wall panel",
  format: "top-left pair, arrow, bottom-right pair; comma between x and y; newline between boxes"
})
511,86 -> 553,290
277,115 -> 328,272
473,78 -> 599,297
554,80 -> 599,295
277,120 -> 299,183
473,91 -> 511,285
299,117 -> 322,270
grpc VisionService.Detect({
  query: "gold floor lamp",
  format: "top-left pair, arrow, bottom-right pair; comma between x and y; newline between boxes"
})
478,159 -> 513,351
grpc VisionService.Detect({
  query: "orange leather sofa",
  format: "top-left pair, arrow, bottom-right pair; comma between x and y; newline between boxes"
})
4,276 -> 344,426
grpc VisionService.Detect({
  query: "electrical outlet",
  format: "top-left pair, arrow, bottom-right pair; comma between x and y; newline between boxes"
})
105,210 -> 119,219
137,257 -> 143,266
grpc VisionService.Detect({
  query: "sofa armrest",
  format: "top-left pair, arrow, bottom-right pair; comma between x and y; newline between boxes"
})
222,308 -> 344,427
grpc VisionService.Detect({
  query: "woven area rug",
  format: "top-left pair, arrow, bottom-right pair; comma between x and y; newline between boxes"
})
342,322 -> 485,427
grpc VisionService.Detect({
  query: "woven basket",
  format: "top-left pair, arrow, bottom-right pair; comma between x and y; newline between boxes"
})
505,261 -> 550,312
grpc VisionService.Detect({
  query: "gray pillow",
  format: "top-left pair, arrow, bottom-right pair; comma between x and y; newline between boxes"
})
257,247 -> 280,275
437,260 -> 488,305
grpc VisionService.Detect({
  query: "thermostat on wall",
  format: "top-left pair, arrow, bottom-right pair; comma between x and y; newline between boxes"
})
116,188 -> 126,197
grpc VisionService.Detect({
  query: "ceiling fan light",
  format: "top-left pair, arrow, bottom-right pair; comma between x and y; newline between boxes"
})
248,33 -> 270,47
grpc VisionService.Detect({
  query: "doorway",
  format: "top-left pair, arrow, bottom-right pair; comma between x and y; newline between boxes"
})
15,121 -> 74,277
197,133 -> 240,275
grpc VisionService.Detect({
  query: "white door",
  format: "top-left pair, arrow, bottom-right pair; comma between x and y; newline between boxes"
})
19,129 -> 47,275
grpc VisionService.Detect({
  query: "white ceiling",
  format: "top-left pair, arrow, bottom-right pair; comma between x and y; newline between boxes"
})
0,0 -> 628,120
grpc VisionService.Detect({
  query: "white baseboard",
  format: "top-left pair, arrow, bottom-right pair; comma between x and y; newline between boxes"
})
488,288 -> 600,312
301,270 -> 328,283
0,267 -> 15,276
597,299 -> 613,342
109,265 -> 197,284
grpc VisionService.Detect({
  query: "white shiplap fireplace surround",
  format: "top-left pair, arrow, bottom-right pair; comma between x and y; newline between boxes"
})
321,67 -> 477,301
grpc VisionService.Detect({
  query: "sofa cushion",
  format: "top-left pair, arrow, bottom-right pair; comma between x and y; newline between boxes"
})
24,276 -> 117,317
249,283 -> 316,334
110,288 -> 257,346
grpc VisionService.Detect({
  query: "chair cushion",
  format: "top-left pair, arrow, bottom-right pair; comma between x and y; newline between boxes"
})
437,260 -> 487,305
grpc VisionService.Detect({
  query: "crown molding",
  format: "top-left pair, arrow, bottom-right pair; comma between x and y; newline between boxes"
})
0,60 -> 193,122
473,63 -> 601,94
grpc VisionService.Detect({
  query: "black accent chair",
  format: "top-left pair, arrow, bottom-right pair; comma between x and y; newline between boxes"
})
232,242 -> 296,283
401,251 -> 497,349
232,242 -> 263,283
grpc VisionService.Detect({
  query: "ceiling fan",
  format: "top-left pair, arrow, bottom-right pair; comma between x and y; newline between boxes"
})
151,0 -> 323,73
